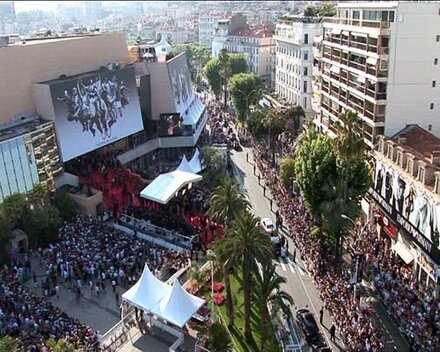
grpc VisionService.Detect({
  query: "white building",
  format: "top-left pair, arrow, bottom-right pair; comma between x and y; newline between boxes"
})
223,27 -> 275,88
319,1 -> 440,148
156,28 -> 189,44
274,16 -> 322,114
198,11 -> 228,47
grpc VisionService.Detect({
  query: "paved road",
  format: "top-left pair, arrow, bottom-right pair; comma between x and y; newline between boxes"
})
230,146 -> 409,352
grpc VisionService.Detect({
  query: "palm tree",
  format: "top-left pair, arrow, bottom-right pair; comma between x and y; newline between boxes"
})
333,110 -> 365,265
208,176 -> 250,225
208,176 -> 250,328
253,263 -> 293,352
218,211 -> 273,342
334,110 -> 365,202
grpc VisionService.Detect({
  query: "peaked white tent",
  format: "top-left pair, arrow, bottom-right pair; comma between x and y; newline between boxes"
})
188,148 -> 203,174
122,264 -> 206,329
140,170 -> 202,205
122,264 -> 171,312
176,155 -> 194,173
152,279 -> 206,328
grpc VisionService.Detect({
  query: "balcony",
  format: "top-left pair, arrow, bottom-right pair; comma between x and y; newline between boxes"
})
323,17 -> 390,29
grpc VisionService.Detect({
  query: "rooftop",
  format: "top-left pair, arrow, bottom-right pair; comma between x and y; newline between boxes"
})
0,117 -> 51,143
4,33 -> 103,47
391,124 -> 440,161
229,26 -> 273,38
337,1 -> 399,9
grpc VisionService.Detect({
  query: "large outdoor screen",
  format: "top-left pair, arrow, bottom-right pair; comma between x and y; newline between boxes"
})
371,160 -> 440,263
167,54 -> 194,115
49,67 -> 144,161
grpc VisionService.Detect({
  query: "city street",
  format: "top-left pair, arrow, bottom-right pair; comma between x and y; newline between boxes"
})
230,146 -> 409,352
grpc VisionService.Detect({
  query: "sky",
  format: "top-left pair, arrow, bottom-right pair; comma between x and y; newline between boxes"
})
14,1 -> 63,13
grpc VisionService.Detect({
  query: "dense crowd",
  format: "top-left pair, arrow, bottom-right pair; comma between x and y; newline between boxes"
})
252,144 -> 385,351
0,262 -> 99,351
206,102 -> 240,149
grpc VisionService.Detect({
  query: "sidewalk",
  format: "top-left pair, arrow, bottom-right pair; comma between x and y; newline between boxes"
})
231,146 -> 409,352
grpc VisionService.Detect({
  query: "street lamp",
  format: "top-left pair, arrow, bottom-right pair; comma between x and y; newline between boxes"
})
236,88 -> 261,137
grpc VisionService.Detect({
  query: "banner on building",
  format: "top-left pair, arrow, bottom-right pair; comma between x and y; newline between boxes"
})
370,160 -> 440,264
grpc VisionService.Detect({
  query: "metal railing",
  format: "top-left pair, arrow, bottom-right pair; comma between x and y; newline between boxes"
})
324,17 -> 390,29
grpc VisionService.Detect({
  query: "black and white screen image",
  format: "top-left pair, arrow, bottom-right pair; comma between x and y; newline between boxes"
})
167,54 -> 194,115
50,67 -> 144,161
159,114 -> 183,136
373,161 -> 440,249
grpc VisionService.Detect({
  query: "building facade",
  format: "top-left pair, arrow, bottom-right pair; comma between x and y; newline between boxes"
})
224,27 -> 275,88
318,1 -> 440,148
198,11 -> 228,47
371,125 -> 440,294
274,16 -> 321,114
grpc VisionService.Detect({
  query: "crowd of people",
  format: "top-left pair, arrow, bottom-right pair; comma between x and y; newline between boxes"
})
252,143 -> 385,351
0,261 -> 99,351
206,102 -> 240,150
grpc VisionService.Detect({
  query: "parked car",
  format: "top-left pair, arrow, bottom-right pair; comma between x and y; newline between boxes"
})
296,308 -> 320,343
261,218 -> 276,234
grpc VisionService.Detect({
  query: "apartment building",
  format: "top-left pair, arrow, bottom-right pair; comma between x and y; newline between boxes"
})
198,11 -> 228,47
371,124 -> 440,293
318,1 -> 440,148
274,15 -> 322,114
223,27 -> 275,88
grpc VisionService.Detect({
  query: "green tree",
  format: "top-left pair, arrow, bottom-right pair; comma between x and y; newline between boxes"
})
318,4 -> 337,17
247,109 -> 267,139
294,129 -> 337,219
228,73 -> 263,120
204,322 -> 233,352
219,48 -> 232,111
22,205 -> 61,247
228,53 -> 247,75
205,58 -> 222,98
208,175 -> 250,327
188,262 -> 204,290
253,263 -> 293,352
0,336 -> 20,352
304,6 -> 319,17
218,211 -> 272,342
46,338 -> 81,352
0,193 -> 28,229
279,156 -> 296,189
27,183 -> 52,209
284,105 -> 305,133
200,146 -> 227,188
0,219 -> 13,265
208,176 -> 250,225
53,190 -> 81,221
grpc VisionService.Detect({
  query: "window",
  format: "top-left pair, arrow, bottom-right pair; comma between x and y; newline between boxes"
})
303,80 -> 308,93
304,67 -> 308,76
437,35 -> 440,42
304,51 -> 308,61
429,124 -> 433,131
431,103 -> 435,110
303,97 -> 308,109
433,80 -> 436,87
304,33 -> 309,44
435,58 -> 438,65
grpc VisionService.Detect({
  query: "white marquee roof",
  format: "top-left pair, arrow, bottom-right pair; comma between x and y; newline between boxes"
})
188,148 -> 203,174
176,155 -> 194,173
140,170 -> 202,204
122,264 -> 171,311
122,263 -> 205,328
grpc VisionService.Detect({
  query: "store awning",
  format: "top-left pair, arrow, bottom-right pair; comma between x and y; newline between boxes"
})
357,75 -> 366,83
392,242 -> 414,265
330,65 -> 340,74
366,57 -> 377,65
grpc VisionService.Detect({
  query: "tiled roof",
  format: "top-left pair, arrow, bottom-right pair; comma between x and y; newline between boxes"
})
391,124 -> 440,158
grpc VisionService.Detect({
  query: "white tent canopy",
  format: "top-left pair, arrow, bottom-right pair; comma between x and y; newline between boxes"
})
122,264 -> 171,312
176,155 -> 194,173
152,279 -> 205,328
188,148 -> 203,174
140,170 -> 202,205
122,263 -> 205,328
